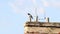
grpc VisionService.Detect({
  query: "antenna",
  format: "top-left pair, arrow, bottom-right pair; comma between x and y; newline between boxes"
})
35,8 -> 38,23
44,10 -> 46,19
35,8 -> 37,17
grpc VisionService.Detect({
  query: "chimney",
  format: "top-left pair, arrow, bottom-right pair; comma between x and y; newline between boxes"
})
36,16 -> 38,23
29,15 -> 31,22
45,17 -> 49,23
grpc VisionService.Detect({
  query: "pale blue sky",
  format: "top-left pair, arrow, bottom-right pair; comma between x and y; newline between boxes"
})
0,0 -> 60,34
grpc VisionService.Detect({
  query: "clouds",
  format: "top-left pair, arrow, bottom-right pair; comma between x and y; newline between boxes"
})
32,0 -> 36,4
31,0 -> 60,7
39,8 -> 45,14
8,2 -> 20,13
14,0 -> 24,6
8,0 -> 25,13
8,0 -> 37,14
8,0 -> 60,14
8,0 -> 36,16
41,0 -> 60,7
50,0 -> 60,7
41,0 -> 49,7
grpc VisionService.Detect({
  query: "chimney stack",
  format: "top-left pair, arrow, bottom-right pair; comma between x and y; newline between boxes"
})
45,17 -> 49,23
36,16 -> 38,23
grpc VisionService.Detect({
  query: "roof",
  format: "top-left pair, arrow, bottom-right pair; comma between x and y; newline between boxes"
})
24,21 -> 60,28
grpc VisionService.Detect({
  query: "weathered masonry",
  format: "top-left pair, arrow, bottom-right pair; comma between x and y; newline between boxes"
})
24,13 -> 60,34
24,22 -> 60,34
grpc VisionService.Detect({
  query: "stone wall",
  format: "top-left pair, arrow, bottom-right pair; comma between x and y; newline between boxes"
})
24,22 -> 60,34
24,27 -> 60,34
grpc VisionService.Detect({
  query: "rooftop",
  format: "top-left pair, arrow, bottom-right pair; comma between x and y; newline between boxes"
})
24,21 -> 60,28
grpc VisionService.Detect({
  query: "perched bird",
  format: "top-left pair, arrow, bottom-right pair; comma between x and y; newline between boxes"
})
28,13 -> 33,19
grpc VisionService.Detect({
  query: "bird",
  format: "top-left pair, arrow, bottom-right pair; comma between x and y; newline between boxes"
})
28,13 -> 33,19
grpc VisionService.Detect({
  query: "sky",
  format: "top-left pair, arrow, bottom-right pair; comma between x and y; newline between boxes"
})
0,0 -> 60,34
